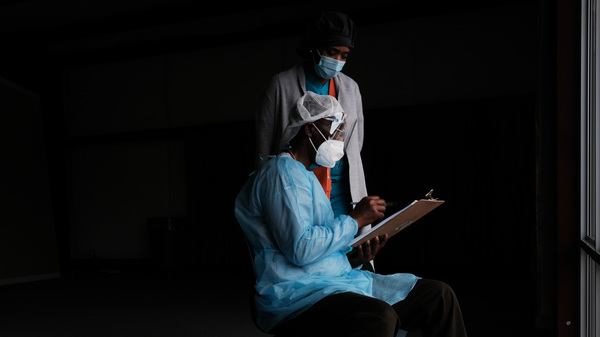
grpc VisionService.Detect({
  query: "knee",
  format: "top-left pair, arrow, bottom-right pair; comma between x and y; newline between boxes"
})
425,279 -> 462,315
423,279 -> 458,300
371,300 -> 399,324
367,299 -> 400,333
350,297 -> 399,336
437,280 -> 459,303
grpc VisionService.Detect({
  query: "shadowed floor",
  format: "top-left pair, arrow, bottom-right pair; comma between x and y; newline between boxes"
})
0,269 -> 269,337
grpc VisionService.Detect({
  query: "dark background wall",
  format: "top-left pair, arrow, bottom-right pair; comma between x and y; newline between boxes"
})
0,78 -> 60,283
1,0 -> 570,334
59,1 -> 539,269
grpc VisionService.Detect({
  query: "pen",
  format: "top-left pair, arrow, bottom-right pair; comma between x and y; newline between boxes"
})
350,201 -> 397,207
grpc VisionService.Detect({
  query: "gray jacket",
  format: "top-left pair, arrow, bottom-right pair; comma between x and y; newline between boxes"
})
255,63 -> 368,202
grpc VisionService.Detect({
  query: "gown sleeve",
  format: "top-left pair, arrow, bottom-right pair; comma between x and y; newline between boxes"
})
261,159 -> 358,266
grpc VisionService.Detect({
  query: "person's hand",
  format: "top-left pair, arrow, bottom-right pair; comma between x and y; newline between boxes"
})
347,234 -> 389,268
349,196 -> 386,228
358,234 -> 388,261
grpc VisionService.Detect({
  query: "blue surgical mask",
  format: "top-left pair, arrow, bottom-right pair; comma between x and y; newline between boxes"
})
313,52 -> 345,79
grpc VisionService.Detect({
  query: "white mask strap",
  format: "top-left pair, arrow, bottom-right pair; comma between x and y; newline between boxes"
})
311,123 -> 329,142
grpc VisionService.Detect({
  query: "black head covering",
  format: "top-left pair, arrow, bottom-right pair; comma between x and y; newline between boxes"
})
297,12 -> 357,58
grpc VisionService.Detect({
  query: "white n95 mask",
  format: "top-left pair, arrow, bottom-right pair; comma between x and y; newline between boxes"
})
309,124 -> 345,168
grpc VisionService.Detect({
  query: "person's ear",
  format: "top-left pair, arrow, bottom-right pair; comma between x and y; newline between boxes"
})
304,124 -> 314,137
309,48 -> 320,64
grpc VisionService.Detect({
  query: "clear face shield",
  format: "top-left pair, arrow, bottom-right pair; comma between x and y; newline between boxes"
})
313,113 -> 346,141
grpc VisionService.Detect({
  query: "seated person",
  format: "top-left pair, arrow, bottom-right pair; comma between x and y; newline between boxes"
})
235,91 -> 467,337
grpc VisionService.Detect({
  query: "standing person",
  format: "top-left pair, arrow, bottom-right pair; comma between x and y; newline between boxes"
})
236,92 -> 468,337
255,11 -> 363,218
255,11 -> 376,268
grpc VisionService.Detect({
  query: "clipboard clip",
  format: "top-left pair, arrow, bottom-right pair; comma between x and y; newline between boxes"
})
425,189 -> 437,200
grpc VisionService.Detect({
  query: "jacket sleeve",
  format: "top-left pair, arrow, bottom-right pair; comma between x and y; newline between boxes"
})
255,78 -> 278,169
354,86 -> 365,151
339,74 -> 364,151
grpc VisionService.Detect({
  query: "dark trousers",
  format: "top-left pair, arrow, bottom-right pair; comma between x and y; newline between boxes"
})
393,279 -> 468,337
271,292 -> 400,337
270,279 -> 467,337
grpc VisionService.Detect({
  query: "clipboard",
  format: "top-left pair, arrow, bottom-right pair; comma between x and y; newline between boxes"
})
349,193 -> 444,248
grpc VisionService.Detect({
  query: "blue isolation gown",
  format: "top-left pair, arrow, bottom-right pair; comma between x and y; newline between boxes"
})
234,154 -> 419,333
